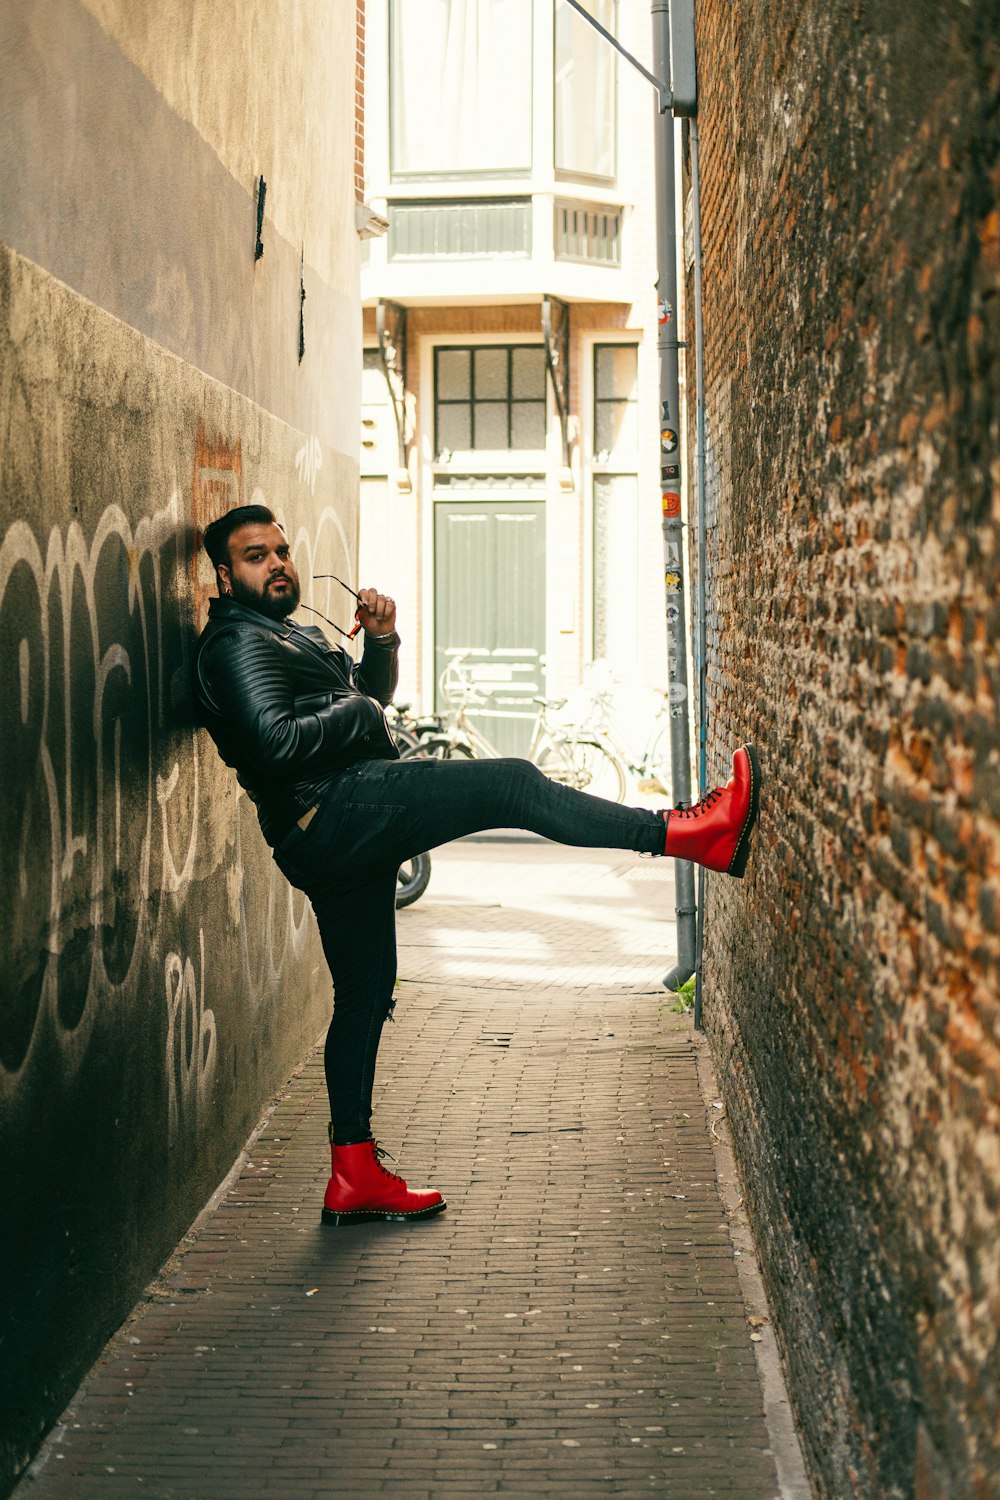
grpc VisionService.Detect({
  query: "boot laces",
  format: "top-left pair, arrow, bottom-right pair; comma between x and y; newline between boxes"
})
674,787 -> 723,821
372,1141 -> 403,1183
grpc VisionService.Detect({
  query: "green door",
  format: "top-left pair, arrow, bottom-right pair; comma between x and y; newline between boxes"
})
434,500 -> 546,756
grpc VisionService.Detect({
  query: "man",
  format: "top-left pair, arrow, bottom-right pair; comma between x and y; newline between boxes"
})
194,504 -> 760,1226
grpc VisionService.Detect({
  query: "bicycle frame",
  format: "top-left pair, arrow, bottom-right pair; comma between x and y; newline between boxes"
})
430,654 -> 629,801
573,681 -> 672,787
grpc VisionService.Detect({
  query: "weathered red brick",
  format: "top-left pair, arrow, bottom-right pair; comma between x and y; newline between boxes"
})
688,0 -> 999,1495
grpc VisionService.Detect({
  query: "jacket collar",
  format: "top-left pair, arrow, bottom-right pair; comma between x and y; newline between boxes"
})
206,595 -> 342,659
208,594 -> 301,635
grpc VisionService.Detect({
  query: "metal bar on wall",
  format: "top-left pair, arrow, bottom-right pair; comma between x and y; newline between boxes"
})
541,295 -> 571,469
564,0 -> 672,109
375,299 -> 408,475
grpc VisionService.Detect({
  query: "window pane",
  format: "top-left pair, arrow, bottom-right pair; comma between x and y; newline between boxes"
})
511,403 -> 546,450
512,347 -> 546,399
474,348 -> 509,400
595,400 -> 639,461
438,349 -> 471,400
392,0 -> 532,176
593,474 -> 638,660
437,345 -> 548,455
476,403 -> 509,448
596,345 -> 637,401
554,0 -> 616,178
438,404 -> 472,453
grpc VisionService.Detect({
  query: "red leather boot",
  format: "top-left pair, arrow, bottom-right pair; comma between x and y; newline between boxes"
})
663,744 -> 761,877
322,1138 -> 446,1226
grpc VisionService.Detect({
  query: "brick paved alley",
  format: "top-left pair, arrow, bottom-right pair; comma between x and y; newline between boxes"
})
19,841 -> 807,1500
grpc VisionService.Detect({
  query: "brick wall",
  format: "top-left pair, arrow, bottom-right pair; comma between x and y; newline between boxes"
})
688,2 -> 999,1496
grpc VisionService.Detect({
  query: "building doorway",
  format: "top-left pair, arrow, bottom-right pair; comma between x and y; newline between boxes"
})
434,497 -> 546,756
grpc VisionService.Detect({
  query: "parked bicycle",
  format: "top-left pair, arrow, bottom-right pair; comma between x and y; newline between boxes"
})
563,661 -> 673,797
395,852 -> 431,908
385,703 -> 436,907
401,655 -> 629,804
385,701 -> 443,755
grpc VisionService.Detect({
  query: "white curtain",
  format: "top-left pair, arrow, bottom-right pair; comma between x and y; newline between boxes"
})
392,0 -> 533,175
554,0 -> 616,178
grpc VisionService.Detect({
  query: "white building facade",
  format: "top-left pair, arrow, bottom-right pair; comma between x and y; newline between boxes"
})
359,0 -> 667,754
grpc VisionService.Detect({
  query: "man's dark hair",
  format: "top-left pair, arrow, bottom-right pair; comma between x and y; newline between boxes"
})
202,505 -> 281,568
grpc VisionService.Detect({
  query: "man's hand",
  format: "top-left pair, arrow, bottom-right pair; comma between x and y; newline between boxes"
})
355,588 -> 396,638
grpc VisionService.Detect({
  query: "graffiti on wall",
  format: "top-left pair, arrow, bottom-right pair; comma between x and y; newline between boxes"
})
165,930 -> 217,1138
294,434 -> 323,495
1,497 -> 192,1082
0,463 -> 351,1136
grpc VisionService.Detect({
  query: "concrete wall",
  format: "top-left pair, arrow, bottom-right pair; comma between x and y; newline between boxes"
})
0,2 -> 362,1490
689,2 -> 999,1496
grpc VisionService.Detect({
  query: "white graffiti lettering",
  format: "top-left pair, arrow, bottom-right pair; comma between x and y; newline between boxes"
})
0,491 -> 328,1117
294,435 -> 323,495
165,931 -> 217,1140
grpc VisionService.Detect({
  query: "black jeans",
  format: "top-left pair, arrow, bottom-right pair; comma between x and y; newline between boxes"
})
272,756 -> 666,1143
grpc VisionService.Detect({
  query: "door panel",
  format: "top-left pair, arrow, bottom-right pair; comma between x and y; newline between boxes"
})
434,501 -> 546,756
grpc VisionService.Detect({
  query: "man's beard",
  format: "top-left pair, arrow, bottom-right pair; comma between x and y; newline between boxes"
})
229,573 -> 301,619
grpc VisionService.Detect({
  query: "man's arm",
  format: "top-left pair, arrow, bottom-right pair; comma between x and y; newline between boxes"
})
352,588 -> 399,705
200,627 -> 388,778
354,632 -> 399,705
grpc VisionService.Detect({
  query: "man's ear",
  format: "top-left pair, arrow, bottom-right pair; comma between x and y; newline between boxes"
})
217,564 -> 232,596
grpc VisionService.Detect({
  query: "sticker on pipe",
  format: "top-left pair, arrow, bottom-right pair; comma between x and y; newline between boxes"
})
664,570 -> 682,593
658,297 -> 674,326
661,491 -> 681,517
660,428 -> 679,454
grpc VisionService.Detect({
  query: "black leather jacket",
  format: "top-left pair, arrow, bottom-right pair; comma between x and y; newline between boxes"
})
193,596 -> 400,846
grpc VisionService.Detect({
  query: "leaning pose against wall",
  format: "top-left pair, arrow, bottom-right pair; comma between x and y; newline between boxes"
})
0,2 -> 364,1490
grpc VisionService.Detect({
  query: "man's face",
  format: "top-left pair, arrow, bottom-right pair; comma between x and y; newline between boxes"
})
217,522 -> 301,619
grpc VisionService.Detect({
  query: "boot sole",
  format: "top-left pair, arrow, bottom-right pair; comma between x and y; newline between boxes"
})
727,744 -> 761,879
321,1198 -> 447,1226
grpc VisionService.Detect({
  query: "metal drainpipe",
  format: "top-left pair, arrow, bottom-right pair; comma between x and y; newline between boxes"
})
653,0 -> 697,993
689,116 -> 709,1029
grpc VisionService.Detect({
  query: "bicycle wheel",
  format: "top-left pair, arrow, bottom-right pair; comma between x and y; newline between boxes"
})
400,737 -> 476,762
644,724 -> 672,797
537,738 -> 628,804
396,852 -> 431,909
390,724 -> 421,755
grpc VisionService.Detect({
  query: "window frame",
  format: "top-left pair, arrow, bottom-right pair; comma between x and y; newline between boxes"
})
552,0 -> 619,187
434,343 -> 549,458
389,0 -> 535,183
592,341 -> 640,467
586,337 -> 642,663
